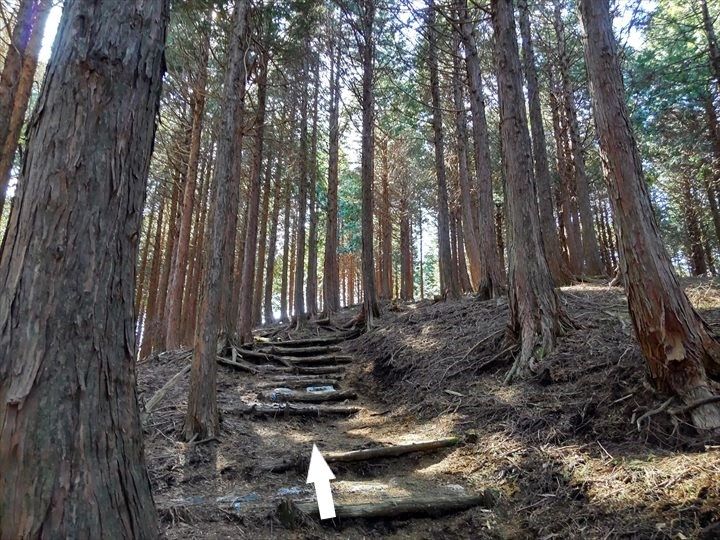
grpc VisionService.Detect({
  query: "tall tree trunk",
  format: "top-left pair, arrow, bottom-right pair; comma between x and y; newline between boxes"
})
323,36 -> 341,314
135,203 -> 157,346
156,176 -> 180,351
359,1 -> 380,322
703,92 -> 720,245
428,0 -> 460,300
457,0 -> 505,298
579,0 -> 720,429
280,178 -> 292,322
237,55 -> 268,343
518,0 -> 572,285
451,31 -> 483,291
306,56 -> 321,316
264,152 -> 284,324
185,0 -> 249,440
0,0 -> 167,535
700,0 -> 720,97
0,0 -> 52,211
400,193 -> 414,301
293,58 -> 310,328
378,137 -> 393,299
140,191 -> 168,359
553,1 -> 604,275
254,154 -> 273,325
492,0 -> 564,384
682,177 -> 708,275
165,24 -> 210,349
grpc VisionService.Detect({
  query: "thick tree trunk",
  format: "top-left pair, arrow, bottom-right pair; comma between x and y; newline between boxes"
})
185,0 -> 249,440
306,57 -> 321,316
359,1 -> 380,322
518,0 -> 572,285
553,1 -> 604,276
428,0 -> 460,300
492,0 -> 564,384
0,0 -> 52,210
457,0 -> 505,298
165,25 -> 210,349
451,32 -> 483,291
323,37 -> 341,314
0,0 -> 168,535
579,0 -> 720,429
237,56 -> 268,343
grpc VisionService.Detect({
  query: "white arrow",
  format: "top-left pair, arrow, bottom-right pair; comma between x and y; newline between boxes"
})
306,444 -> 336,520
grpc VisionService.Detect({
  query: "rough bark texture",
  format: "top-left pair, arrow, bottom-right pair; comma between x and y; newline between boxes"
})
378,138 -> 393,300
518,0 -> 572,285
400,190 -> 414,301
185,0 -> 249,440
306,56 -> 321,315
492,0 -> 563,384
264,150 -> 284,324
254,154 -> 272,325
280,180 -> 292,322
428,0 -> 460,300
294,58 -> 310,328
579,0 -> 720,429
0,0 -> 168,535
165,24 -> 210,349
457,0 -> 505,298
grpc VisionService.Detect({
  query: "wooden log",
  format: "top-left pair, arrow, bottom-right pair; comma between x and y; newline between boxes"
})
258,330 -> 360,348
266,437 -> 459,474
223,403 -> 362,418
261,365 -> 347,376
278,491 -> 498,526
324,438 -> 459,463
258,344 -> 343,356
143,363 -> 191,416
234,347 -> 292,367
286,355 -> 354,366
255,378 -> 341,390
218,356 -> 259,374
259,389 -> 357,403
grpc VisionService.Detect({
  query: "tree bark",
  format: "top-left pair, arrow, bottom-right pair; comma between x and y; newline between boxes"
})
428,0 -> 460,300
306,56 -> 321,316
518,0 -> 572,285
456,0 -> 505,298
254,153 -> 273,326
323,35 -> 341,314
280,178 -> 292,322
0,0 -> 52,210
165,23 -> 210,349
579,0 -> 720,429
185,0 -> 249,440
378,137 -> 393,299
264,149 -> 284,324
700,0 -> 720,97
359,0 -> 380,322
400,189 -> 414,301
293,58 -> 310,328
492,0 -> 564,384
0,0 -> 168,535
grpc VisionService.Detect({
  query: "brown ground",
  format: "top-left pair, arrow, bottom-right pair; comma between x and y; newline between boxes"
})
139,279 -> 720,539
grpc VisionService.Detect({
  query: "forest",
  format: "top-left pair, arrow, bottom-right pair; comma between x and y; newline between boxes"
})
2,0 -> 720,538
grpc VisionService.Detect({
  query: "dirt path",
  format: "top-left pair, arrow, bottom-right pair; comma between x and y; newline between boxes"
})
145,326 -> 496,538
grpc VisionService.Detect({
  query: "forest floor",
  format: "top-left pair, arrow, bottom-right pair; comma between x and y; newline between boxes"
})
139,279 -> 720,539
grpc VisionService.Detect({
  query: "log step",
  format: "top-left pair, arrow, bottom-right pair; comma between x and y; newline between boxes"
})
278,491 -> 498,526
255,378 -> 342,390
223,403 -> 362,418
258,344 -> 343,357
257,330 -> 360,348
259,389 -> 357,403
262,365 -> 348,376
287,355 -> 354,366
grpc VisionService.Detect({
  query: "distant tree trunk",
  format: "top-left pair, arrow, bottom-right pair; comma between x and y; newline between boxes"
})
264,152 -> 284,324
579,0 -> 720,429
400,193 -> 414,301
237,55 -> 268,343
140,191 -> 167,360
700,0 -> 720,97
280,179 -> 292,322
254,155 -> 273,325
703,93 -> 720,245
492,0 -> 564,384
495,203 -> 506,271
306,56 -> 321,316
428,0 -> 460,300
359,0 -> 380,322
323,36 -> 341,314
553,0 -> 604,275
185,0 -> 249,440
289,213 -> 297,317
0,0 -> 167,535
156,177 -> 180,351
451,31 -> 483,291
0,0 -> 52,210
165,24 -> 210,349
518,0 -> 572,285
681,177 -> 708,275
378,137 -> 393,299
457,0 -> 505,298
455,212 -> 473,292
293,58 -> 310,328
135,201 -> 157,347
418,210 -> 425,299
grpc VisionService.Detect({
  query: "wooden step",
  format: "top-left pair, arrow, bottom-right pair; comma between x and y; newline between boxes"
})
223,402 -> 362,418
278,491 -> 498,526
255,378 -> 342,390
258,344 -> 343,357
287,355 -> 353,366
259,389 -> 357,403
257,330 -> 360,348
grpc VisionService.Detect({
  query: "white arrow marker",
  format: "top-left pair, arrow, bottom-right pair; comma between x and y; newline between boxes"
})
306,444 -> 336,520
